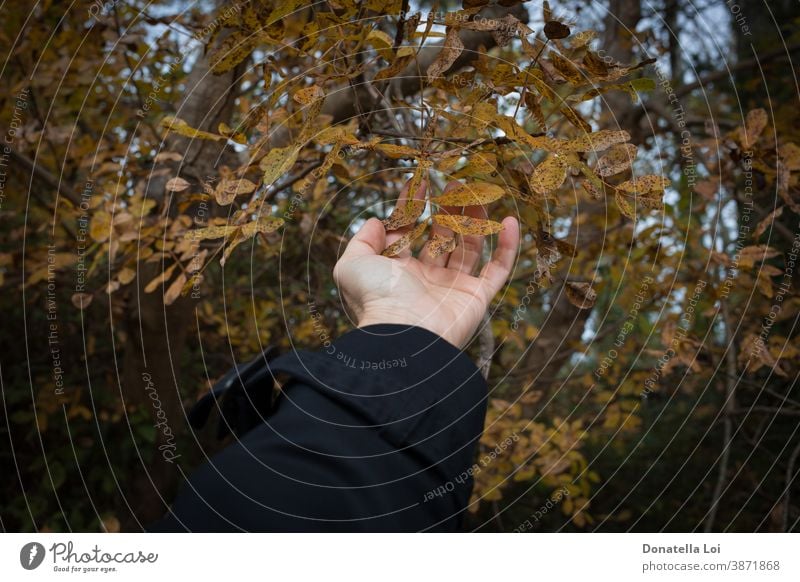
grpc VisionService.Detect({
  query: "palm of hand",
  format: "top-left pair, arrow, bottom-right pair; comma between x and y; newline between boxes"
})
335,252 -> 491,348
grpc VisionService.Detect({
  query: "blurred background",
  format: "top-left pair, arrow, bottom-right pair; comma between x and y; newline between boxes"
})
1,0 -> 799,532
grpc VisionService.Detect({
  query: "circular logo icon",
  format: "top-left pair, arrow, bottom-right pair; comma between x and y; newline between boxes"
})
20,542 -> 46,570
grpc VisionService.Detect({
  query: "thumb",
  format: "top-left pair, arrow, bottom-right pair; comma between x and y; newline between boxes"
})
341,218 -> 386,259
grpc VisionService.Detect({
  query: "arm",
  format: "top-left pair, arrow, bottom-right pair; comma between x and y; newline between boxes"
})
149,180 -> 519,532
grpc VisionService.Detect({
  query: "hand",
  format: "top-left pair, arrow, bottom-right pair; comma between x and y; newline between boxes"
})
333,180 -> 520,348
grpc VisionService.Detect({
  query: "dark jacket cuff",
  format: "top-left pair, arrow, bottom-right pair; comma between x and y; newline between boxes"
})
268,324 -> 488,481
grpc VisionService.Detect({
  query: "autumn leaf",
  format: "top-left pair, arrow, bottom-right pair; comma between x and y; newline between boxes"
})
374,47 -> 415,81
544,21 -> 571,40
293,85 -> 325,105
565,282 -> 597,309
383,162 -> 430,230
165,177 -> 191,192
740,108 -> 767,149
381,221 -> 429,257
144,263 -> 177,294
562,130 -> 631,153
615,190 -> 636,220
616,175 -> 670,194
427,233 -> 457,258
163,273 -> 187,306
427,27 -> 464,80
432,182 -> 505,206
596,144 -> 638,177
529,155 -> 568,195
160,116 -> 224,141
214,178 -> 258,206
432,214 -> 504,235
260,145 -> 300,187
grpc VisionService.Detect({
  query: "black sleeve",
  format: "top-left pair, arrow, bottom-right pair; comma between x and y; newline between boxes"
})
148,324 -> 488,532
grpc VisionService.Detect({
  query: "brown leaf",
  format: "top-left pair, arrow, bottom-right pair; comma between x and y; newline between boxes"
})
754,206 -> 785,238
432,182 -> 505,206
565,282 -> 597,309
741,108 -> 767,149
427,233 -> 457,258
214,178 -> 258,206
381,221 -> 429,257
544,21 -> 571,40
426,27 -> 464,80
596,144 -> 637,177
293,85 -> 325,105
432,214 -> 504,235
616,175 -> 670,194
165,177 -> 191,192
383,162 -> 430,230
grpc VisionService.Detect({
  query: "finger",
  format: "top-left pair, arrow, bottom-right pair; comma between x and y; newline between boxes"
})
340,217 -> 386,259
420,181 -> 459,267
386,178 -> 428,259
478,216 -> 520,301
446,204 -> 487,275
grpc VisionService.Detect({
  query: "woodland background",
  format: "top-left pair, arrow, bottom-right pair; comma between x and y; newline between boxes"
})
1,0 -> 799,532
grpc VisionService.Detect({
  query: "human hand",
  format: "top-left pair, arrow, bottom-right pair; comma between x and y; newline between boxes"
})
333,180 -> 520,348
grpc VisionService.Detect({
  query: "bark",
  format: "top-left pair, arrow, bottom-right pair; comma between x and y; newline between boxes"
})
121,34 -> 242,528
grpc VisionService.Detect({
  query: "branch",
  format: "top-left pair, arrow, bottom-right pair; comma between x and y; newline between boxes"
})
676,41 -> 800,98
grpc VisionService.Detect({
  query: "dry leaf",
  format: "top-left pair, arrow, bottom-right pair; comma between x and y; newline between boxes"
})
381,221 -> 429,257
565,282 -> 597,309
432,214 -> 504,235
432,182 -> 505,206
165,177 -> 191,192
529,155 -> 568,195
427,233 -> 457,258
596,144 -> 638,177
427,27 -> 464,80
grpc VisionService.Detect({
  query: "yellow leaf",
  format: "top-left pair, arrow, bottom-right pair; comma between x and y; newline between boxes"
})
381,221 -> 429,257
375,143 -> 422,159
529,155 -> 568,195
562,130 -> 630,153
259,145 -> 300,187
432,182 -> 505,206
432,214 -> 504,235
117,267 -> 136,285
144,263 -> 177,294
160,116 -> 224,141
615,190 -> 636,220
616,174 -> 669,194
89,211 -> 112,243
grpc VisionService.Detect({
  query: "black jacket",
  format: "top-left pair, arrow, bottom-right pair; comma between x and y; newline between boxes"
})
148,324 -> 488,532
